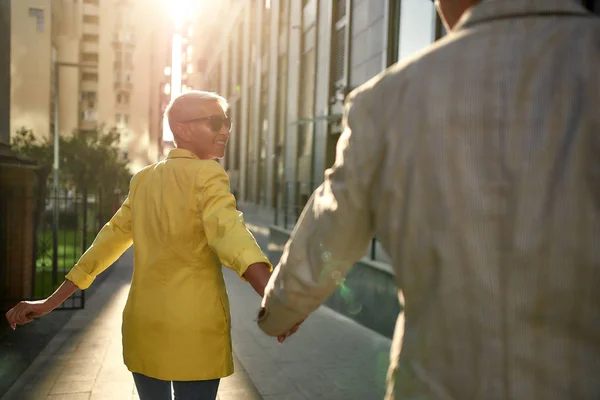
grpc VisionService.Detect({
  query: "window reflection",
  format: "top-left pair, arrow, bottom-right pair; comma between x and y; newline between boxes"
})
397,0 -> 437,61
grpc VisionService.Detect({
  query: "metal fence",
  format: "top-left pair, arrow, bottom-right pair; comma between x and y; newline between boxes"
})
0,187 -> 117,311
272,181 -> 389,263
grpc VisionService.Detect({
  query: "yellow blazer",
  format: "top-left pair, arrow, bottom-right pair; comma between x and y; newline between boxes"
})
65,148 -> 271,381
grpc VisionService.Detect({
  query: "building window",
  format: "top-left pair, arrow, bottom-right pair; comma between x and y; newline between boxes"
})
28,8 -> 44,32
396,0 -> 438,62
331,0 -> 349,86
82,72 -> 98,82
81,91 -> 97,108
83,110 -> 96,122
116,92 -> 130,104
83,15 -> 99,24
116,114 -> 121,123
124,115 -> 129,126
83,34 -> 99,43
82,53 -> 99,63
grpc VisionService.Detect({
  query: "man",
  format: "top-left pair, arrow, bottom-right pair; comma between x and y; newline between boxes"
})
6,91 -> 285,400
258,1 -> 600,399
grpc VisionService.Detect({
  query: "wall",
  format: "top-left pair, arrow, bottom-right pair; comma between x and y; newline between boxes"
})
10,0 -> 52,139
52,0 -> 82,138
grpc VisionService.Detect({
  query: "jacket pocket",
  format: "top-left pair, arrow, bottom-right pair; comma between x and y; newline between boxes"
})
215,289 -> 230,332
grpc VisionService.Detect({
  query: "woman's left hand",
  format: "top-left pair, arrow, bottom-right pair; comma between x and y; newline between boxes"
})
5,300 -> 51,330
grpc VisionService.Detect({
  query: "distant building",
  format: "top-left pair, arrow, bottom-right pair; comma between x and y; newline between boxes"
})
9,0 -> 172,172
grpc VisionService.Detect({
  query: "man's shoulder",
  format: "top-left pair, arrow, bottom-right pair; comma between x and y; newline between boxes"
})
347,33 -> 457,108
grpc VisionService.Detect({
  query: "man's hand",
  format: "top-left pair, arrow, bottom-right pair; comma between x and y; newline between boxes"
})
258,307 -> 305,343
276,319 -> 304,343
5,300 -> 51,330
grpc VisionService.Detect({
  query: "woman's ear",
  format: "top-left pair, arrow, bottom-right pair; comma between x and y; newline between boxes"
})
173,122 -> 190,143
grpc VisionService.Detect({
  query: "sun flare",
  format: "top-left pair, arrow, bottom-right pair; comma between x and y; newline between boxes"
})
167,0 -> 195,24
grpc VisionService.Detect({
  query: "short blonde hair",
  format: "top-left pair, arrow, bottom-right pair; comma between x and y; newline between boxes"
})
164,90 -> 229,134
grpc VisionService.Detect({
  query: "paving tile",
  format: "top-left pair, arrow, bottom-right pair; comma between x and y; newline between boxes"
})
262,393 -> 308,400
50,380 -> 95,395
224,217 -> 393,400
89,381 -> 134,400
95,364 -> 133,383
55,363 -> 101,383
217,389 -> 262,400
45,394 -> 91,400
9,387 -> 52,400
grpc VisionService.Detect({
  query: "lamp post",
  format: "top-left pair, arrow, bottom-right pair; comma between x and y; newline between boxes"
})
51,62 -> 95,284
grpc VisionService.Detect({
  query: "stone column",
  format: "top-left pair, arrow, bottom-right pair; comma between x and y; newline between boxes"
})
0,0 -> 10,143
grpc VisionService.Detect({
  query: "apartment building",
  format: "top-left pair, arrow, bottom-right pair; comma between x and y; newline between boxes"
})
9,0 -> 170,172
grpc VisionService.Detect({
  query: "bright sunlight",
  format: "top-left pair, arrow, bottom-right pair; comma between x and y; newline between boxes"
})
167,0 -> 195,25
162,0 -> 196,142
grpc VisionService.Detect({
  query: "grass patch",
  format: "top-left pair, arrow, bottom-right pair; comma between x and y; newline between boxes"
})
34,229 -> 97,298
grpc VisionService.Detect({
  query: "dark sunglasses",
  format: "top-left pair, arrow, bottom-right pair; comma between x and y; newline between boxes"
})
181,115 -> 232,132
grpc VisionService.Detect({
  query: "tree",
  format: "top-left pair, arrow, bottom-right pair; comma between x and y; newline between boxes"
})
10,126 -> 132,207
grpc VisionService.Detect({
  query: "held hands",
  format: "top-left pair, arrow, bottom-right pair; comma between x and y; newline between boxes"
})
258,307 -> 305,344
5,300 -> 52,330
276,319 -> 304,343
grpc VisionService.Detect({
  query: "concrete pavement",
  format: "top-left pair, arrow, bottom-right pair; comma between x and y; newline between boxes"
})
232,215 -> 392,400
1,208 -> 393,400
0,250 -> 261,400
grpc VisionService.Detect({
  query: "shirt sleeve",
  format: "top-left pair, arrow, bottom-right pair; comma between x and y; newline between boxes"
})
258,88 -> 384,336
65,176 -> 138,290
196,162 -> 272,279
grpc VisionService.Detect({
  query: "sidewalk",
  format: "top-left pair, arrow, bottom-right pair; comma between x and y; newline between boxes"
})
1,209 -> 393,400
1,251 -> 261,400
237,210 -> 393,400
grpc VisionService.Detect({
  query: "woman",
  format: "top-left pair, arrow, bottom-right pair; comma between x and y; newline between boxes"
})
6,91 -> 298,400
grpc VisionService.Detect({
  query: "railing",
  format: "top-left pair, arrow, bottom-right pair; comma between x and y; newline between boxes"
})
1,186 -> 124,311
82,3 -> 99,16
272,181 -> 389,263
82,23 -> 99,35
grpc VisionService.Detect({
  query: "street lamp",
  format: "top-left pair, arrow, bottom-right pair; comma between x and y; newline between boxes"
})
51,61 -> 96,284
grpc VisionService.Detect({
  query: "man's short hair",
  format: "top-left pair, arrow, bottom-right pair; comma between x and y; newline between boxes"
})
164,90 -> 229,134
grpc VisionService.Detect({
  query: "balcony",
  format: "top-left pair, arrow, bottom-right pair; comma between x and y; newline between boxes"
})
113,61 -> 134,71
83,3 -> 99,16
114,81 -> 133,91
82,42 -> 99,54
83,23 -> 99,35
81,80 -> 98,92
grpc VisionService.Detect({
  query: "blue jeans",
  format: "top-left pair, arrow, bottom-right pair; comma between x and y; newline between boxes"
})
133,373 -> 220,400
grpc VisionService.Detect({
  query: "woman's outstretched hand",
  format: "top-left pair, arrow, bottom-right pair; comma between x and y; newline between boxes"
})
5,300 -> 51,330
5,279 -> 79,330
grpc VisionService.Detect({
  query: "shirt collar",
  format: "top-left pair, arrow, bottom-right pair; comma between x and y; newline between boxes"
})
454,0 -> 590,31
166,148 -> 199,160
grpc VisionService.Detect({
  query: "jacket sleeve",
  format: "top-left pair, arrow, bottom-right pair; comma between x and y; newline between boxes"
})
258,87 -> 383,336
65,176 -> 138,290
196,162 -> 272,278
